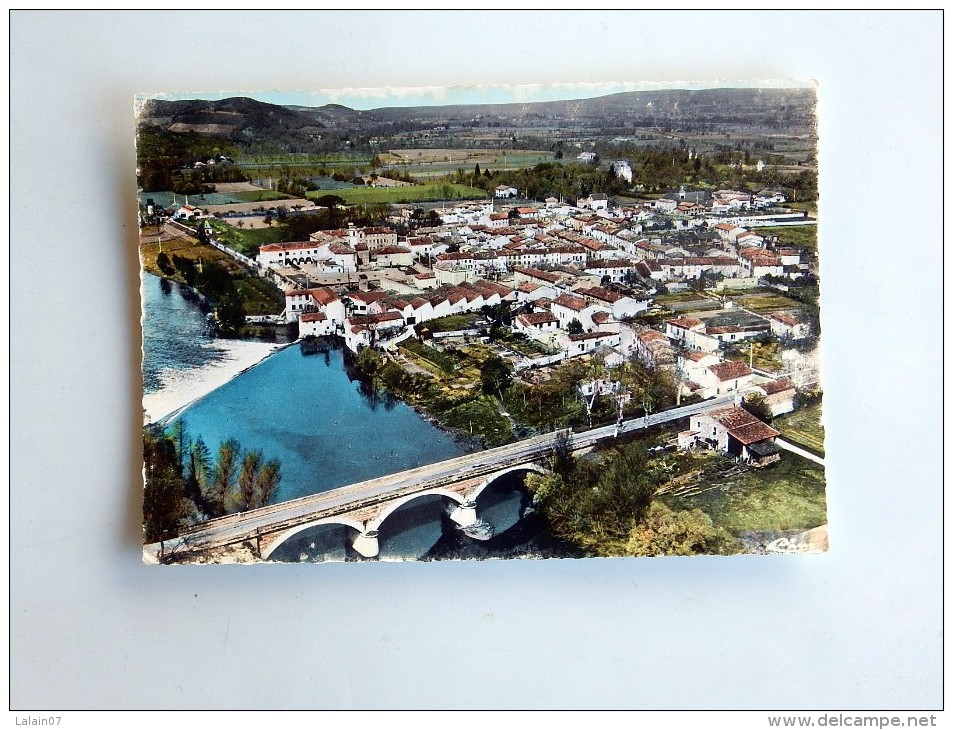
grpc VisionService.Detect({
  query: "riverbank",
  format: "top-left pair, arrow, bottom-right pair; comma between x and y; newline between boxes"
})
143,339 -> 287,425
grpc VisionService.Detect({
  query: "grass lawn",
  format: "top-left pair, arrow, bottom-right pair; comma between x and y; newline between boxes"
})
735,291 -> 805,314
205,219 -> 288,255
442,395 -> 514,448
654,290 -> 711,303
140,235 -> 245,278
664,450 -> 827,535
422,313 -> 484,333
757,225 -> 818,252
234,277 -> 284,315
307,183 -> 488,205
773,403 -> 826,457
400,339 -> 458,375
140,233 -> 284,316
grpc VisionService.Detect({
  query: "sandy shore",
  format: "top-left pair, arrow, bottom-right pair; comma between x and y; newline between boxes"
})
143,340 -> 288,425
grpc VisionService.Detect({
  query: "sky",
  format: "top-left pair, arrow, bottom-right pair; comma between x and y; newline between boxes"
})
141,79 -> 816,110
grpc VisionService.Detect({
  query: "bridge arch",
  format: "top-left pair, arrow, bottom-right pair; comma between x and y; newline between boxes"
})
261,516 -> 367,561
467,464 -> 549,504
366,487 -> 466,533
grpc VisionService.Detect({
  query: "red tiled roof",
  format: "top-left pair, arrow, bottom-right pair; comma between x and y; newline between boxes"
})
569,331 -> 616,342
771,312 -> 803,326
576,286 -> 624,303
760,378 -> 795,395
667,316 -> 704,330
300,312 -> 327,322
348,312 -> 404,326
260,241 -> 319,253
709,361 -> 753,381
553,293 -> 588,312
710,407 -> 780,444
518,312 -> 558,327
585,259 -> 635,269
513,267 -> 561,284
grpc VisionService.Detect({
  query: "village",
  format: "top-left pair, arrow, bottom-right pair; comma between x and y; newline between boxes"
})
150,173 -> 821,470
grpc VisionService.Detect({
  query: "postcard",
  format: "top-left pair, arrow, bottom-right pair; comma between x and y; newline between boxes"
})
138,82 -> 825,564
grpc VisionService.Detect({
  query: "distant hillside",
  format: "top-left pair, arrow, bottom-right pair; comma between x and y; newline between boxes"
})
137,87 -> 816,148
139,96 -> 324,137
364,87 -> 816,133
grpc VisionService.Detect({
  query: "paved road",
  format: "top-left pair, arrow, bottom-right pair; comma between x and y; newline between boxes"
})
148,394 -> 738,557
775,438 -> 826,466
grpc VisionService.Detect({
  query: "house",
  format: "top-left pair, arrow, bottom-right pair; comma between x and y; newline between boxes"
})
494,185 -> 518,198
575,286 -> 648,319
514,311 -> 559,334
373,245 -> 414,268
584,259 -> 639,283
633,328 -> 675,369
578,193 -> 609,211
284,287 -> 346,325
561,330 -> 622,356
770,312 -> 811,340
665,316 -> 706,345
173,204 -> 204,221
702,360 -> 755,397
678,406 -> 781,466
611,160 -> 633,182
260,241 -> 324,269
576,151 -> 598,163
738,248 -> 784,278
749,378 -> 797,416
298,311 -> 335,337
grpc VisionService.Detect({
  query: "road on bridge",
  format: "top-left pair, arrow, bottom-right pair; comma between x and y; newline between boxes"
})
149,393 -> 738,558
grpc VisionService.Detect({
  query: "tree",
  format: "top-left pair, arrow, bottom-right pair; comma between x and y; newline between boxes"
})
254,460 -> 282,507
742,392 -> 773,423
156,251 -> 174,275
212,438 -> 240,515
623,503 -> 739,556
480,355 -> 513,399
237,450 -> 263,512
567,318 -> 583,335
314,194 -> 346,208
142,428 -> 189,558
190,436 -> 212,503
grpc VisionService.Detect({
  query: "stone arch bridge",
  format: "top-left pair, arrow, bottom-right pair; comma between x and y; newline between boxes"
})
144,395 -> 737,563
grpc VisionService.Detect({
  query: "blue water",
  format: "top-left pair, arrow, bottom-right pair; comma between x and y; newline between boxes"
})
170,345 -> 470,503
141,272 -> 224,393
144,270 -> 533,560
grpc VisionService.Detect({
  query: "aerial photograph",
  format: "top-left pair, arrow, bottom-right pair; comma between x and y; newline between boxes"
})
138,82 -> 825,564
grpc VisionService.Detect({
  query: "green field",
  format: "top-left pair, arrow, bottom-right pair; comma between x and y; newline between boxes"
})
774,403 -> 826,457
422,313 -> 484,333
229,189 -> 294,203
758,225 -> 818,252
665,451 -> 827,535
734,291 -> 805,314
205,219 -> 288,255
235,277 -> 284,315
307,183 -> 488,205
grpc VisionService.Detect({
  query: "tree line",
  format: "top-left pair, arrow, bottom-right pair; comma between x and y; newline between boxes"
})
143,422 -> 282,559
526,436 -> 738,557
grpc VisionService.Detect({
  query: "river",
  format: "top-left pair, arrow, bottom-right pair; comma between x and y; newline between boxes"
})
144,271 -> 543,561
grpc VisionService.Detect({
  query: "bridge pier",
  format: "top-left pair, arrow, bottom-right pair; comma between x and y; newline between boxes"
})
448,501 -> 479,528
352,530 -> 380,559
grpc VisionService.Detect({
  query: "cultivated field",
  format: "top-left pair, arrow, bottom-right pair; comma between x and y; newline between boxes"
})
757,225 -> 818,252
306,183 -> 487,205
